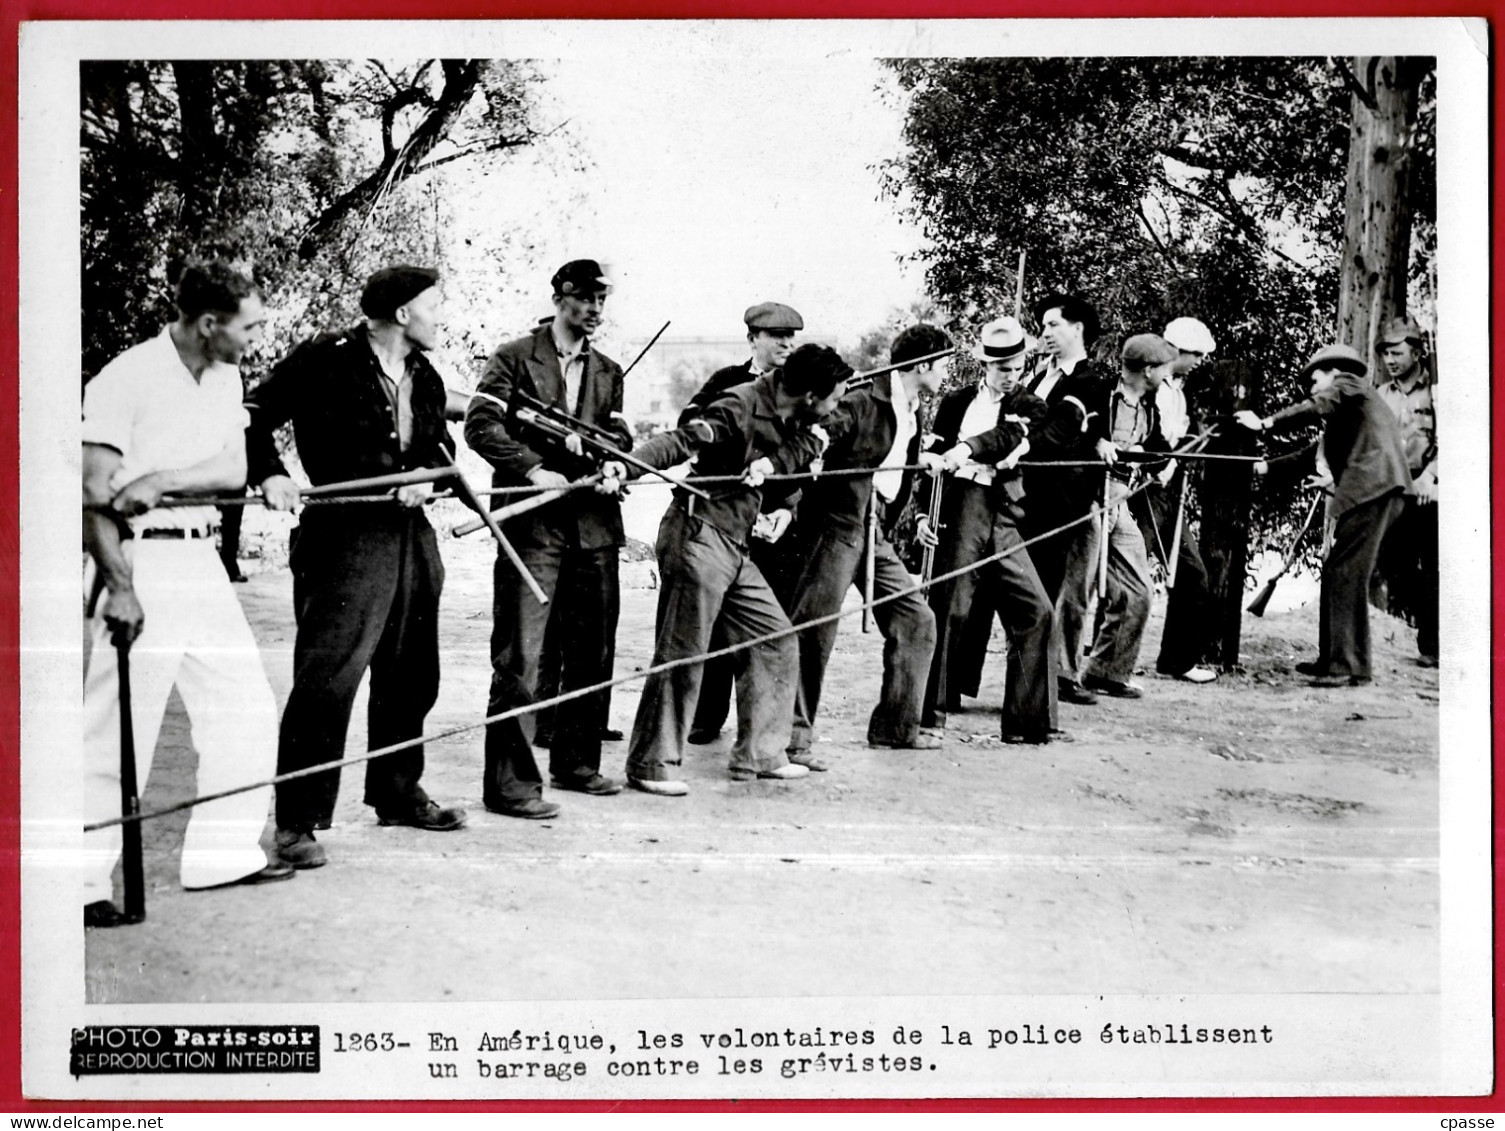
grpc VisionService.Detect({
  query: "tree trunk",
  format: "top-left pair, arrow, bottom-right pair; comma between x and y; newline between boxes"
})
171,61 -> 219,235
1198,359 -> 1260,668
1335,57 -> 1424,364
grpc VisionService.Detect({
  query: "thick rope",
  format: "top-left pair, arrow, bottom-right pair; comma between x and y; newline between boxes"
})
84,472 -> 1153,833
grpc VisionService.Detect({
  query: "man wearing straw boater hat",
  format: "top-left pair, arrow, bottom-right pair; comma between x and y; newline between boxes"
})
918,316 -> 1060,745
248,264 -> 468,870
1235,342 -> 1412,686
82,262 -> 290,927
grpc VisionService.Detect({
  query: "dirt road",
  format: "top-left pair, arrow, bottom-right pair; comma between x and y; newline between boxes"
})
85,509 -> 1438,1003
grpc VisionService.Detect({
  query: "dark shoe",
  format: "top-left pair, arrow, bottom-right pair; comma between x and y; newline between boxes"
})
1000,730 -> 1051,745
485,798 -> 562,820
628,777 -> 689,797
1058,679 -> 1099,705
1083,674 -> 1144,699
600,727 -> 625,742
228,570 -> 248,583
274,829 -> 327,869
687,726 -> 722,745
84,900 -> 143,928
551,774 -> 624,796
1309,673 -> 1372,688
787,749 -> 830,771
1294,659 -> 1327,676
190,861 -> 297,890
378,799 -> 468,830
1415,654 -> 1439,669
869,734 -> 944,751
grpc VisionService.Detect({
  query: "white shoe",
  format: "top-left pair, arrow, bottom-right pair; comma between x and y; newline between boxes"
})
628,777 -> 689,797
1174,666 -> 1217,684
730,763 -> 810,781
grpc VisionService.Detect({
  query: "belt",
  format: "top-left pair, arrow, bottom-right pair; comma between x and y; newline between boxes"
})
140,526 -> 218,540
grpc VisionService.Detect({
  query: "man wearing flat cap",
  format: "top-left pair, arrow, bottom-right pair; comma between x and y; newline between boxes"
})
1373,318 -> 1438,667
1236,343 -> 1412,686
918,317 -> 1064,744
248,264 -> 467,869
465,259 -> 634,817
680,301 -> 805,746
1056,333 -> 1178,702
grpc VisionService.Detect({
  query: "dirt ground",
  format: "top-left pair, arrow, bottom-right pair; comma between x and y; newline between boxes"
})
84,499 -> 1439,1003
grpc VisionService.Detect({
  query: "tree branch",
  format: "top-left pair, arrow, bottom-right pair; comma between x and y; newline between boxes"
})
409,134 -> 535,174
1333,56 -> 1379,112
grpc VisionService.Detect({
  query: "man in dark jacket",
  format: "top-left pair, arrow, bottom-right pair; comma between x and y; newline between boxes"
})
1236,343 -> 1412,686
781,324 -> 948,764
604,345 -> 844,795
681,302 -> 804,746
464,259 -> 636,817
919,317 -> 1079,744
249,265 -> 467,869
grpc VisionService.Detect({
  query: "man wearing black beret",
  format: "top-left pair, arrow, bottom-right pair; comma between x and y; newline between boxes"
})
465,259 -> 634,817
247,264 -> 468,869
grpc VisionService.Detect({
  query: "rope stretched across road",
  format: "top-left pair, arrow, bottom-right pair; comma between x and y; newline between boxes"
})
83,472 -> 1158,833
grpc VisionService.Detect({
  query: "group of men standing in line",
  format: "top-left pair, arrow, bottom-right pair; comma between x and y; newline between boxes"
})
79,257 -> 1437,928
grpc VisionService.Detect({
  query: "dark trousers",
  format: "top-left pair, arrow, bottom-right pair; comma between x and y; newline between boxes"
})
689,537 -> 791,737
484,541 -> 618,804
1135,482 -> 1216,675
924,481 -> 1056,737
1320,492 -> 1407,679
950,593 -> 996,702
275,513 -> 442,831
627,506 -> 796,781
784,520 -> 936,752
217,499 -> 245,579
533,610 -> 616,743
1377,495 -> 1439,659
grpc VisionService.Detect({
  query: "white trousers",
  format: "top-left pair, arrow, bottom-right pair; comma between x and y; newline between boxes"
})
82,539 -> 279,900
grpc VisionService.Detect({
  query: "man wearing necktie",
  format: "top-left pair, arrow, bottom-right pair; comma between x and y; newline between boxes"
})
465,260 -> 635,817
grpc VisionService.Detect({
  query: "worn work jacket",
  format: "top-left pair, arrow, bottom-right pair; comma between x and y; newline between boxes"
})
1269,373 -> 1413,518
246,324 -> 453,494
803,370 -> 921,537
1023,358 -> 1110,518
634,374 -> 826,548
465,324 -> 633,551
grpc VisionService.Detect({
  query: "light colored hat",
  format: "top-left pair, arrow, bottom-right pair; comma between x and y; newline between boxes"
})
971,316 -> 1029,361
1163,316 -> 1217,354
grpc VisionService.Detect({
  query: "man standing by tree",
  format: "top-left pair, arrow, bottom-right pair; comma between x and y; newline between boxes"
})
1235,344 -> 1412,686
249,265 -> 468,869
919,318 -> 1065,745
681,302 -> 804,747
1022,294 -> 1110,706
83,262 -> 290,927
465,260 -> 633,817
1373,318 -> 1438,667
782,324 -> 948,763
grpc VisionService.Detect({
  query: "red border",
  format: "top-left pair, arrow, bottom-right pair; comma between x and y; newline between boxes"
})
1,1 -> 1496,1115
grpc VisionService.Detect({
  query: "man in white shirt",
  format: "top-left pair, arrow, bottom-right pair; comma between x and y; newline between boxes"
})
81,262 -> 290,928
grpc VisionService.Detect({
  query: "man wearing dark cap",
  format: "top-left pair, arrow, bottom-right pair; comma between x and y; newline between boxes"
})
248,264 -> 467,869
918,317 -> 1066,744
1023,293 -> 1113,706
680,301 -> 804,746
1058,334 -> 1179,700
1373,318 -> 1438,667
465,259 -> 633,818
601,343 -> 844,795
781,324 -> 948,763
1236,343 -> 1412,686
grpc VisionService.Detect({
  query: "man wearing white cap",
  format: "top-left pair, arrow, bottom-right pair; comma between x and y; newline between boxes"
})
919,317 -> 1066,744
1235,343 -> 1411,685
1139,316 -> 1221,684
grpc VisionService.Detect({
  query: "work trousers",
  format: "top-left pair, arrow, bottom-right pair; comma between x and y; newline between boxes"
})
1321,492 -> 1408,680
275,512 -> 443,832
1059,495 -> 1152,685
784,519 -> 936,752
690,537 -> 792,738
1377,494 -> 1439,659
83,540 -> 277,900
485,540 -> 618,804
1135,481 -> 1217,675
923,481 -> 1056,737
627,506 -> 796,781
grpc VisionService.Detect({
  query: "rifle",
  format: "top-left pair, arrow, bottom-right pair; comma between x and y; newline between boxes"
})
861,494 -> 878,634
452,474 -> 604,538
113,636 -> 147,925
622,320 -> 671,381
472,389 -> 711,501
1247,491 -> 1325,617
437,449 -> 549,605
919,476 -> 945,593
843,347 -> 958,392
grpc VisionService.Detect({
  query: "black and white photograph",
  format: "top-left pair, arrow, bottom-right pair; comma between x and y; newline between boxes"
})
17,18 -> 1491,1102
